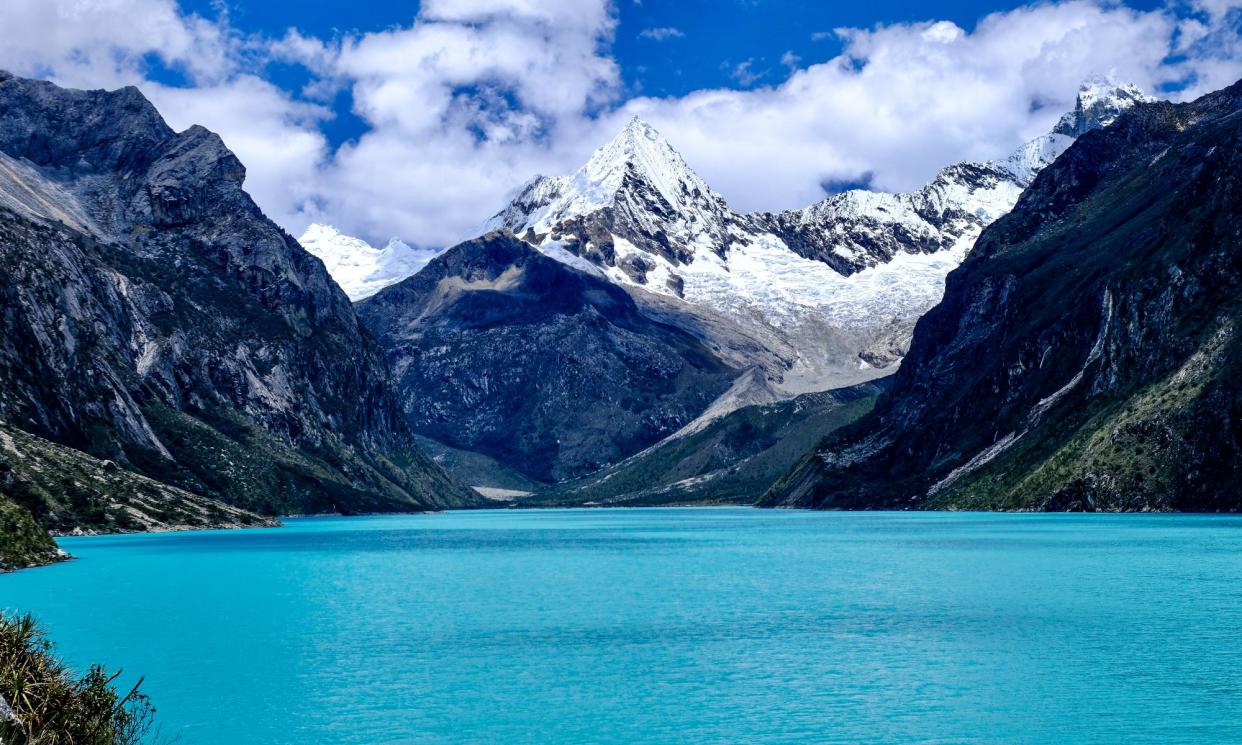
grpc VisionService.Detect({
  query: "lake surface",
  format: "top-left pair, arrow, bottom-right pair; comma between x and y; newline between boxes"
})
2,509 -> 1241,744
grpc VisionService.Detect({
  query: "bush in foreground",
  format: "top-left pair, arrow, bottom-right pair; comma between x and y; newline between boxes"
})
0,614 -> 157,744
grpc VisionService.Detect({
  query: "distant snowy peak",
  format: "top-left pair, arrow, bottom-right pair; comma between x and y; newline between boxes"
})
490,80 -> 1150,284
763,79 -> 1150,275
1053,76 -> 1154,137
562,116 -> 724,220
299,223 -> 440,301
483,174 -> 567,235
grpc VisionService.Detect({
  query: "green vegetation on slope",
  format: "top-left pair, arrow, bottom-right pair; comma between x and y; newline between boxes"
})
0,421 -> 270,568
0,497 -> 61,572
0,613 -> 157,744
135,404 -> 468,516
536,381 -> 886,506
933,319 -> 1240,511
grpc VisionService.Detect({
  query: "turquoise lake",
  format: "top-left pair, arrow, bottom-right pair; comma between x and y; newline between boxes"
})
2,508 -> 1241,743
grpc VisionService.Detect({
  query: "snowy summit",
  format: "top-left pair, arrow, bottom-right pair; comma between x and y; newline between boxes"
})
298,223 -> 441,301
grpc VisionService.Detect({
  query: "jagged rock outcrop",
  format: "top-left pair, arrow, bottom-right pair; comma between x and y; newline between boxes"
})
357,232 -> 735,483
758,78 -> 1153,275
763,77 -> 1242,512
0,72 -> 476,518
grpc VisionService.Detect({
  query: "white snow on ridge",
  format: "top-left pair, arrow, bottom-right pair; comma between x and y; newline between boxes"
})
526,117 -> 721,232
298,223 -> 441,301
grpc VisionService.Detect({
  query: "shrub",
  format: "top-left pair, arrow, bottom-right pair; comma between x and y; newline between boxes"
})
0,613 -> 158,744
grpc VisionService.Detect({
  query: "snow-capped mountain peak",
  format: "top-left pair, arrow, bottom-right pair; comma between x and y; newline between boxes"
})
569,116 -> 718,214
1054,75 -> 1154,137
298,223 -> 440,301
492,116 -> 744,267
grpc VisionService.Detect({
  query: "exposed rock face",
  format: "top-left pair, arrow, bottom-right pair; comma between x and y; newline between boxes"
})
0,72 -> 475,517
357,232 -> 735,483
763,78 -> 1242,512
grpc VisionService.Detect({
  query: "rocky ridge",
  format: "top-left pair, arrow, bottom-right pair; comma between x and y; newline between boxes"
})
357,232 -> 735,483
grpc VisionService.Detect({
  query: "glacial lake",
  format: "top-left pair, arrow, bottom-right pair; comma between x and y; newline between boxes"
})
3,508 -> 1241,744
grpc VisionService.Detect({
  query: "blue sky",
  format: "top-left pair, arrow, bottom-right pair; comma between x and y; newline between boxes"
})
170,0 -> 1172,150
0,0 -> 1237,246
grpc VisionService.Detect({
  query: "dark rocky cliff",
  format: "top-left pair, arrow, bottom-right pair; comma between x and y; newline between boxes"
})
764,78 -> 1242,512
0,72 -> 475,522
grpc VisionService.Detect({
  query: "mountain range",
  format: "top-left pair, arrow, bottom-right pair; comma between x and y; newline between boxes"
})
4,67 -> 1239,570
316,78 -> 1148,491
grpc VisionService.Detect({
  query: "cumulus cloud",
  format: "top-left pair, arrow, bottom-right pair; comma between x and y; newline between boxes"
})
0,0 -> 1240,247
0,0 -> 234,88
315,0 -> 620,245
601,0 -> 1242,215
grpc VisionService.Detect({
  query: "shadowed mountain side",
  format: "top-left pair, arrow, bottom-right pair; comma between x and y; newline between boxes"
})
531,379 -> 890,506
357,232 -> 736,484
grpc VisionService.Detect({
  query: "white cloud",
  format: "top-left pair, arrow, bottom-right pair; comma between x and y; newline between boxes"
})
639,27 -> 685,41
727,59 -> 764,86
0,0 -> 1239,248
315,0 -> 620,245
612,1 -> 1235,213
0,0 -> 234,88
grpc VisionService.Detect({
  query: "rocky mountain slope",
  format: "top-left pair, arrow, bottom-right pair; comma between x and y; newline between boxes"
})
534,379 -> 888,507
298,223 -> 441,300
0,71 -> 476,530
483,80 -> 1148,397
0,423 -> 270,536
357,232 -> 735,483
762,77 -> 1242,512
